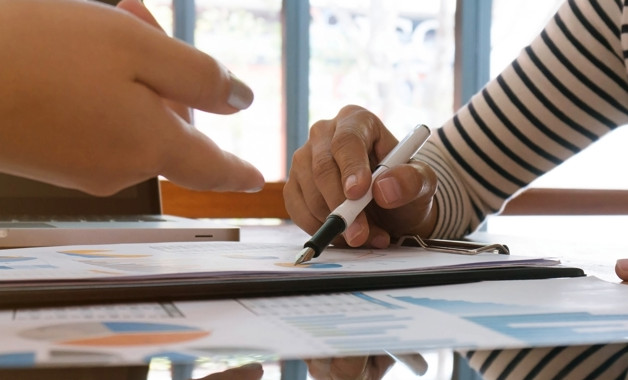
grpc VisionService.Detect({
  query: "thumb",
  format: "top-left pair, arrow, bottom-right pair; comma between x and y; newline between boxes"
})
615,259 -> 628,282
160,115 -> 265,192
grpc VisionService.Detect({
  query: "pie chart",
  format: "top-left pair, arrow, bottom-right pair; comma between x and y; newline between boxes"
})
20,322 -> 209,346
0,256 -> 36,263
59,250 -> 150,259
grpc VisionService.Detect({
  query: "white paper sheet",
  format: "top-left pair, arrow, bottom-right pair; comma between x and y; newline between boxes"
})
0,276 -> 625,369
0,241 -> 558,283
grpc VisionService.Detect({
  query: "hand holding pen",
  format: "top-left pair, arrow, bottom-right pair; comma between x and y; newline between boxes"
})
294,123 -> 431,264
284,105 -> 439,260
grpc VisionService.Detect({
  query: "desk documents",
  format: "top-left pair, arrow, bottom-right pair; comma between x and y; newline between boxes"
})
0,276 -> 626,370
0,241 -> 582,307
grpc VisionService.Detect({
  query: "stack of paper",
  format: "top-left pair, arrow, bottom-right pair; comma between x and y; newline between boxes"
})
0,241 -> 581,308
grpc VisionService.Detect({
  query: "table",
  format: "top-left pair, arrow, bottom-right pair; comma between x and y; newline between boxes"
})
0,217 -> 625,380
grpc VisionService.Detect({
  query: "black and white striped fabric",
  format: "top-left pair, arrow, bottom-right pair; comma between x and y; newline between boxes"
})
462,344 -> 628,380
417,0 -> 628,239
413,0 -> 628,378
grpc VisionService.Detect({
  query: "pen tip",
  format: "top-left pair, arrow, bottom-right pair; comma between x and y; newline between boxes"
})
294,247 -> 315,265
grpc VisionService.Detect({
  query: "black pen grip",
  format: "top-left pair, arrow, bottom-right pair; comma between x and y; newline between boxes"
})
304,215 -> 346,258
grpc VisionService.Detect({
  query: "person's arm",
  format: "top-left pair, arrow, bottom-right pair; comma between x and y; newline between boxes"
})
0,0 -> 263,196
285,0 -> 628,249
420,0 -> 628,238
284,105 -> 439,248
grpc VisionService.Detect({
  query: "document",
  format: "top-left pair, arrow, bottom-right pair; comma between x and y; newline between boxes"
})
0,241 -> 557,280
0,241 -> 582,308
0,276 -> 625,369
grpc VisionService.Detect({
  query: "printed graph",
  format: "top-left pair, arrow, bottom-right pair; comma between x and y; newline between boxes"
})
392,295 -> 628,346
59,250 -> 150,259
20,322 -> 209,346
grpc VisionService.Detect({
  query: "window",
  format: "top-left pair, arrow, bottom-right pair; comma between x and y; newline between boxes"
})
309,0 -> 456,139
491,0 -> 628,190
145,0 -> 284,181
144,0 -> 628,191
144,0 -> 456,182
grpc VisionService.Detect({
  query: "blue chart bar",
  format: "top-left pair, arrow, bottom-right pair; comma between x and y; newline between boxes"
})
242,292 -> 468,353
468,312 -> 628,345
241,292 -> 402,317
0,352 -> 35,367
282,314 -> 412,336
391,295 -> 628,346
279,313 -> 458,353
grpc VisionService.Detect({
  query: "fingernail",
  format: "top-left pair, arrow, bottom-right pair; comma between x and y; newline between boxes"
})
344,222 -> 365,246
227,72 -> 254,110
244,186 -> 263,193
375,177 -> 402,204
344,174 -> 358,194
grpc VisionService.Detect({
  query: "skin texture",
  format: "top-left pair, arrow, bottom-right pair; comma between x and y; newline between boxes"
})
198,363 -> 264,380
284,105 -> 438,249
615,258 -> 628,282
0,1 -> 264,379
305,356 -> 396,380
0,0 -> 264,196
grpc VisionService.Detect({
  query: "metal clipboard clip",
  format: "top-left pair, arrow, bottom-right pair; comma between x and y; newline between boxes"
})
396,235 -> 510,255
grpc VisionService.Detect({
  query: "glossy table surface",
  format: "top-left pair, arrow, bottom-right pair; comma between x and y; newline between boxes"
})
2,217 -> 626,380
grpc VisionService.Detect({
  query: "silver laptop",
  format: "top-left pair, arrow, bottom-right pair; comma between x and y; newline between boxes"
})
0,174 -> 239,248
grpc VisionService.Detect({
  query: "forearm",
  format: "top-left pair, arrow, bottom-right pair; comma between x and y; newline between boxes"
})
419,0 -> 628,239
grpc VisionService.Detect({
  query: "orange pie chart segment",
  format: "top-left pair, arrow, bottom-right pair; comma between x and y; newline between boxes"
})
20,322 -> 210,347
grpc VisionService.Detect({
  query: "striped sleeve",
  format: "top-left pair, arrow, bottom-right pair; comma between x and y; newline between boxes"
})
416,0 -> 628,239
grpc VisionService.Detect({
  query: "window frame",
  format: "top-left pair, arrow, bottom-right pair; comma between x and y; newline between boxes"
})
171,0 -> 487,177
163,0 -> 628,218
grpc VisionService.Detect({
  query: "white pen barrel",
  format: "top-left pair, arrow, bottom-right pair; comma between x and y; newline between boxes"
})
330,124 -> 431,231
379,124 -> 431,168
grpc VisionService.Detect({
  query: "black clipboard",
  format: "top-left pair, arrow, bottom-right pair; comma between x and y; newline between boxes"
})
0,267 -> 585,309
0,235 -> 585,309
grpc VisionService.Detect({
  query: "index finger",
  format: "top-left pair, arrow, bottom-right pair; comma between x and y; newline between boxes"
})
160,112 -> 265,192
112,5 -> 253,114
329,106 -> 398,199
116,0 -> 193,122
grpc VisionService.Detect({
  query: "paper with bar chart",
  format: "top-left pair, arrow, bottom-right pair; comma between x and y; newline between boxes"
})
0,241 -> 559,281
0,240 -> 583,308
0,276 -> 626,369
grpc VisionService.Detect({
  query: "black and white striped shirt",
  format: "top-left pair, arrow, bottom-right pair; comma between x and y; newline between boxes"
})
419,0 -> 628,239
417,1 -> 628,378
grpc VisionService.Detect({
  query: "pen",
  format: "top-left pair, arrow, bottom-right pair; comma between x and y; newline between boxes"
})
294,124 -> 431,265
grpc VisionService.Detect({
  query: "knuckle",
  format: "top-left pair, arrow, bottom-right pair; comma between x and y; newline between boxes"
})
289,145 -> 309,170
336,104 -> 367,119
308,118 -> 333,140
337,106 -> 384,131
311,151 -> 338,180
411,159 -> 439,198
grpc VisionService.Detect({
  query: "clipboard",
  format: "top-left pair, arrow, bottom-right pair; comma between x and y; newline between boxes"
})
0,238 -> 585,309
396,234 -> 511,255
